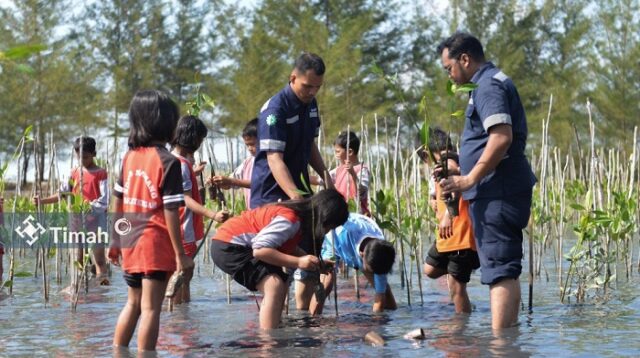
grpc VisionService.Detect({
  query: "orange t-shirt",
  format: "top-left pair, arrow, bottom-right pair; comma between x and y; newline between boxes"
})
213,205 -> 302,255
435,185 -> 476,252
114,146 -> 185,273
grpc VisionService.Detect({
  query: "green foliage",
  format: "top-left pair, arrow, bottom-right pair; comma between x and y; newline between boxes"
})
185,84 -> 216,117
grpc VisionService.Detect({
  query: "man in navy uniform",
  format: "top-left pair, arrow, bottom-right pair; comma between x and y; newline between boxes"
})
437,32 -> 536,330
250,53 -> 332,209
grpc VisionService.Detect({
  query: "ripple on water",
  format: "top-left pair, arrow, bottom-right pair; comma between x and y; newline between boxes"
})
3,257 -> 640,357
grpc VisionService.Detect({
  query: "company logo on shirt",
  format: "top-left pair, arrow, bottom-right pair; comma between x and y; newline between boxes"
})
266,114 -> 277,126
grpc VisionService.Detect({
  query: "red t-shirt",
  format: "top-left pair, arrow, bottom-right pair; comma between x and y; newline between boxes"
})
69,167 -> 108,202
213,205 -> 301,255
114,146 -> 185,273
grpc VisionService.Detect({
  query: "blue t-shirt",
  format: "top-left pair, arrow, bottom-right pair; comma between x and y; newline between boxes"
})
321,213 -> 389,294
459,62 -> 537,200
250,84 -> 321,208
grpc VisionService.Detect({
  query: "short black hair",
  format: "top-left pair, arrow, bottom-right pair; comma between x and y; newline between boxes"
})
437,32 -> 485,62
294,52 -> 325,76
127,89 -> 180,149
334,131 -> 360,155
242,118 -> 258,138
427,126 -> 453,154
74,136 -> 96,154
172,115 -> 208,153
363,239 -> 395,275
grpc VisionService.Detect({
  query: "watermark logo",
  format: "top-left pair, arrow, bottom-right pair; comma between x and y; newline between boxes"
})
4,213 -> 146,249
114,217 -> 132,236
15,215 -> 47,246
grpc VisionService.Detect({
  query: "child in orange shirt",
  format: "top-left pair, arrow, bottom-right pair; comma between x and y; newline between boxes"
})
108,90 -> 194,352
169,115 -> 229,304
211,189 -> 348,329
422,127 -> 479,314
33,136 -> 109,284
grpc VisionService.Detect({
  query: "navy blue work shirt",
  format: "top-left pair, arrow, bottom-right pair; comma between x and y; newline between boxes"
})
250,84 -> 320,208
459,62 -> 537,200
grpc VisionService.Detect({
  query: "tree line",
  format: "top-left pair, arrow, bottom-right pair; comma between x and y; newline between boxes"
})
0,0 -> 638,183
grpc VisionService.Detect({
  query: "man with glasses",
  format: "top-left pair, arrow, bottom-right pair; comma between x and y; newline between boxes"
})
436,32 -> 536,330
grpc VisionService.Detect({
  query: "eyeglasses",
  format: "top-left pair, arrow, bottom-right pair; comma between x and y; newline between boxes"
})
443,54 -> 462,75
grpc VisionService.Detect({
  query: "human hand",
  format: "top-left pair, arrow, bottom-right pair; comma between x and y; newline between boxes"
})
290,193 -> 304,201
438,212 -> 453,239
108,247 -> 121,266
319,259 -> 335,274
193,161 -> 207,175
212,210 -> 230,223
211,175 -> 232,190
439,175 -> 474,195
298,255 -> 320,271
177,253 -> 195,272
32,196 -> 41,206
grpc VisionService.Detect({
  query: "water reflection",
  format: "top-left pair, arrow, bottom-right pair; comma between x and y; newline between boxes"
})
2,257 -> 640,356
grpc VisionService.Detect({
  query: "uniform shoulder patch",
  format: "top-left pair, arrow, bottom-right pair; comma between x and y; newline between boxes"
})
266,114 -> 277,126
493,71 -> 509,82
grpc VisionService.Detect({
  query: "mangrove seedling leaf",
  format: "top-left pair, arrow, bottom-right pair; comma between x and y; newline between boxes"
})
2,280 -> 12,288
451,110 -> 465,118
454,83 -> 478,93
14,271 -> 32,278
299,173 -> 312,195
446,80 -> 454,96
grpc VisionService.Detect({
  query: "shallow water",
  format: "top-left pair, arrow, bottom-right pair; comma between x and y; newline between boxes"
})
2,253 -> 640,357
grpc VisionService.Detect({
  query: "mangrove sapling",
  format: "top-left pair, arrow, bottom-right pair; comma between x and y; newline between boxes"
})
392,117 -> 411,305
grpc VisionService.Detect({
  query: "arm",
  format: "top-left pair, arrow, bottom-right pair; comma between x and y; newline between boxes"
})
253,247 -> 319,270
309,175 -> 323,186
364,272 -> 397,312
210,175 -> 251,190
33,194 -> 61,205
441,124 -> 512,194
309,143 -> 334,189
108,197 -> 123,266
90,178 -> 109,212
165,208 -> 194,272
267,152 -> 303,200
184,192 -> 224,220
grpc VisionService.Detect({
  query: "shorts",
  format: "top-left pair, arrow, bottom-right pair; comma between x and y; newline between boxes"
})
293,269 -> 319,282
469,191 -> 532,285
123,271 -> 169,288
425,244 -> 479,283
210,240 -> 288,292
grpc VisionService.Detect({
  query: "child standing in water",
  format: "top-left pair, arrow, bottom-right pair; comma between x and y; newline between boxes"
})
108,90 -> 194,352
169,115 -> 229,304
421,127 -> 479,314
328,131 -> 371,216
34,136 -> 109,284
210,189 -> 348,329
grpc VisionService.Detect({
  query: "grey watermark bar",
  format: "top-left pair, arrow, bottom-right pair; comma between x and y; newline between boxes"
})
0,212 -> 158,249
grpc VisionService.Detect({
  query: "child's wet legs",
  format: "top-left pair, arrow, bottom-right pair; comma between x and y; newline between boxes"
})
113,286 -> 142,347
137,277 -> 169,351
257,274 -> 287,329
